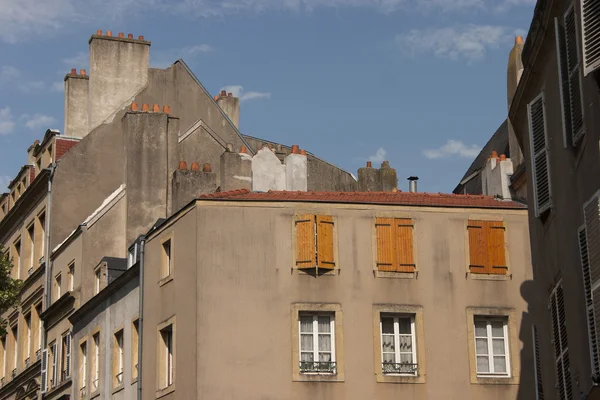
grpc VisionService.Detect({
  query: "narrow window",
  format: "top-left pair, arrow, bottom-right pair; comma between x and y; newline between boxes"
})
467,220 -> 507,275
375,218 -> 415,272
474,317 -> 510,377
1,337 -> 6,379
11,325 -> 17,375
380,315 -> 417,375
12,240 -> 20,279
80,341 -> 87,398
132,320 -> 139,380
61,332 -> 70,380
68,263 -> 74,292
92,333 -> 100,391
159,325 -> 174,388
527,93 -> 552,217
94,269 -> 101,295
299,313 -> 336,374
581,0 -> 600,75
36,304 -> 42,356
39,211 -> 46,262
55,273 -> 62,301
162,240 -> 172,278
49,341 -> 57,388
550,281 -> 572,397
113,330 -> 124,386
27,224 -> 34,270
24,314 -> 31,365
532,325 -> 545,400
295,215 -> 336,271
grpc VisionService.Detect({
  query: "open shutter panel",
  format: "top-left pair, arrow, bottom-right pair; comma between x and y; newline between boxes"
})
52,343 -> 57,385
295,214 -> 316,269
564,6 -> 585,144
528,94 -> 552,216
395,218 -> 415,272
581,0 -> 600,76
375,218 -> 396,271
467,220 -> 487,273
555,17 -> 573,148
66,333 -> 71,377
579,226 -> 600,375
585,194 -> 600,283
488,222 -> 507,275
316,215 -> 335,270
41,349 -> 48,393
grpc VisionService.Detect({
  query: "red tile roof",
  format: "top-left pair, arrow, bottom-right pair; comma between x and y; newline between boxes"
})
198,189 -> 526,209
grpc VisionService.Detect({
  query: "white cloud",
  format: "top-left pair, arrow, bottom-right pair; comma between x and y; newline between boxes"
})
0,108 -> 15,135
423,140 -> 480,159
368,147 -> 387,164
22,114 -> 57,130
151,44 -> 213,68
0,176 -> 11,192
0,65 -> 46,93
395,24 -> 522,63
221,85 -> 271,102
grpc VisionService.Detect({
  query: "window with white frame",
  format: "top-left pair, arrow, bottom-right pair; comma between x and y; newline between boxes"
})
94,269 -> 101,295
159,325 -> 174,388
474,317 -> 510,377
380,314 -> 417,375
92,333 -> 100,391
113,330 -> 124,386
61,332 -> 70,380
80,341 -> 87,395
68,263 -> 74,292
299,313 -> 336,374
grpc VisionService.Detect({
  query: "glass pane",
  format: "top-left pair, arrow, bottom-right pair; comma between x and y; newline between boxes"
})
398,318 -> 411,334
492,339 -> 505,355
382,353 -> 395,363
475,338 -> 488,355
301,334 -> 313,351
301,352 -> 314,362
300,316 -> 313,333
399,353 -> 414,364
318,316 -> 331,333
491,321 -> 504,337
318,334 -> 331,352
474,320 -> 487,337
398,335 -> 412,352
319,352 -> 332,362
382,335 -> 395,352
493,356 -> 507,373
381,318 -> 394,334
476,356 -> 489,373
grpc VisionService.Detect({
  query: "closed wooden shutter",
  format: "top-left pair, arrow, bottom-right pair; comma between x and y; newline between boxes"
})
295,215 -> 316,269
564,5 -> 585,144
376,218 -> 396,272
316,215 -> 335,270
488,222 -> 507,275
528,93 -> 552,216
581,0 -> 600,76
396,219 -> 415,272
585,194 -> 600,283
555,17 -> 573,148
550,283 -> 573,400
579,225 -> 600,375
65,333 -> 71,377
468,220 -> 487,273
532,325 -> 545,400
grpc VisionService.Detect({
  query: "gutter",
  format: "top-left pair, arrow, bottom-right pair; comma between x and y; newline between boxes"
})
41,162 -> 55,393
137,237 -> 145,400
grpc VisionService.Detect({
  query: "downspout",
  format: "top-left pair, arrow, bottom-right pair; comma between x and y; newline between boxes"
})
137,236 -> 145,400
41,163 -> 55,395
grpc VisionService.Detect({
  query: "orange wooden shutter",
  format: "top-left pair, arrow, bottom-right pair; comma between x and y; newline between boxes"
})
295,214 -> 316,269
488,222 -> 507,275
316,215 -> 335,270
376,218 -> 396,271
396,218 -> 415,272
467,220 -> 487,273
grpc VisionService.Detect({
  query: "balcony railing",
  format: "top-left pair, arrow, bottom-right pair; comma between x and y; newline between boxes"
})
80,386 -> 87,398
299,361 -> 337,374
116,372 -> 123,384
382,362 -> 418,375
36,349 -> 41,360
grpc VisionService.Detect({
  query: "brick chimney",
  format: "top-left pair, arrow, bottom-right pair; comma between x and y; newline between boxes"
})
89,31 -> 150,132
357,160 -> 398,192
482,151 -> 514,200
216,90 -> 240,128
64,68 -> 90,138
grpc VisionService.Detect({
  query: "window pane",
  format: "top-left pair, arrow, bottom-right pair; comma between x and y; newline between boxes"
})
382,352 -> 395,363
382,335 -> 395,352
399,353 -> 414,364
300,316 -> 313,333
493,356 -> 507,373
318,352 -> 332,362
381,318 -> 394,334
398,335 -> 412,352
476,338 -> 488,355
476,356 -> 490,373
491,321 -> 504,337
300,334 -> 313,351
397,318 -> 411,335
475,321 -> 487,337
301,352 -> 314,362
492,339 -> 505,355
318,334 -> 331,352
318,316 -> 331,333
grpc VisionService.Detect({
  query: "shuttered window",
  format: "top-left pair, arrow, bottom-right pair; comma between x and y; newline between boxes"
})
41,348 -> 48,393
295,214 -> 335,271
527,93 -> 552,217
467,220 -> 507,275
582,0 -> 600,76
375,218 -> 415,273
532,325 -> 545,400
583,193 -> 600,378
579,225 -> 600,375
550,282 -> 573,400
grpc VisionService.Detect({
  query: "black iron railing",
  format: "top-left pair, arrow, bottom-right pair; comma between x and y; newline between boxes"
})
299,361 -> 336,374
382,362 -> 418,375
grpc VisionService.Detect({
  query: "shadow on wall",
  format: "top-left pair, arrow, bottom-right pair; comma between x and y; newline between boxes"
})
517,280 -> 536,400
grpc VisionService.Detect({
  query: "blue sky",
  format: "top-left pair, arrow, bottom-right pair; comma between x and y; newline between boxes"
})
0,0 -> 535,194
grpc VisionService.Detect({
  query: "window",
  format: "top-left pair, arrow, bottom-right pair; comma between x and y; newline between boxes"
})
131,320 -> 139,380
375,218 -> 415,273
159,324 -> 174,389
39,211 -> 46,262
55,273 -> 62,301
68,263 -> 74,292
94,269 -> 101,295
36,304 -> 42,355
92,332 -> 100,391
41,348 -> 48,393
11,325 -> 17,374
294,214 -> 335,271
128,243 -> 139,269
27,224 -> 34,269
162,239 -> 172,278
12,239 -> 20,279
24,314 -> 31,365
527,93 -> 552,217
582,0 -> 600,76
1,337 -> 6,378
61,332 -> 71,381
532,325 -> 545,400
474,318 -> 510,377
113,330 -> 124,387
467,220 -> 507,275
299,313 -> 336,374
79,341 -> 87,398
49,341 -> 57,388
550,281 -> 573,398
380,315 -> 417,375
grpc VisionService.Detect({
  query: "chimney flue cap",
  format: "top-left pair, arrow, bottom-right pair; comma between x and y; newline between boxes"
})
70,68 -> 77,75
191,162 -> 200,171
80,69 -> 86,76
381,161 -> 390,168
226,143 -> 233,152
291,144 -> 300,154
128,33 -> 133,39
178,161 -> 188,170
220,90 -> 227,97
138,35 -> 144,40
499,154 -> 507,161
366,161 -> 372,168
515,36 -> 524,44
408,176 -> 419,181
240,145 -> 248,154
202,163 -> 212,172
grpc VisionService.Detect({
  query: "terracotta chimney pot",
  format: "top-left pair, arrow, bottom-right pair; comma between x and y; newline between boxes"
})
131,102 -> 139,111
163,105 -> 171,114
178,161 -> 188,170
97,30 -> 103,35
118,32 -> 124,38
191,162 -> 200,171
500,154 -> 507,161
142,104 -> 149,112
202,163 -> 212,172
106,30 -> 113,37
300,149 -> 307,156
138,35 -> 144,40
291,144 -> 300,154
128,33 -> 133,39
366,161 -> 372,168
79,69 -> 86,76
491,150 -> 498,159
71,68 -> 77,75
152,104 -> 160,112
240,146 -> 248,154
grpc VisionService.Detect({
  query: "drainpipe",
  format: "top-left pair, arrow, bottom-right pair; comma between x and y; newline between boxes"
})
137,236 -> 145,400
41,163 -> 55,397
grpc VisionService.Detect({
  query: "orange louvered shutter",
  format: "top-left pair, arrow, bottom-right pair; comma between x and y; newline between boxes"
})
295,214 -> 316,269
396,218 -> 415,272
376,218 -> 396,271
468,220 -> 487,273
316,215 -> 335,270
488,222 -> 507,275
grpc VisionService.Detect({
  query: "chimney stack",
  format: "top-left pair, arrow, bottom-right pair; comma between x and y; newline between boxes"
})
379,161 -> 398,192
64,68 -> 90,138
358,161 -> 381,191
216,91 -> 240,129
408,176 -> 419,193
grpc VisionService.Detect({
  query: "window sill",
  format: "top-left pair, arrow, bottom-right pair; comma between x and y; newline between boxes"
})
158,275 -> 173,287
112,384 -> 124,394
156,384 -> 175,398
293,373 -> 344,382
473,375 -> 517,385
468,273 -> 510,281
377,373 -> 425,384
374,271 -> 416,279
294,268 -> 338,276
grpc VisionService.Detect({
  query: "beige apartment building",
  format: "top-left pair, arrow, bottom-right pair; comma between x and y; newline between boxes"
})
509,0 -> 600,399
142,189 -> 535,399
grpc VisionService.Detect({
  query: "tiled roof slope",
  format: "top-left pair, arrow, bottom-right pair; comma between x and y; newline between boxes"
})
198,189 -> 526,209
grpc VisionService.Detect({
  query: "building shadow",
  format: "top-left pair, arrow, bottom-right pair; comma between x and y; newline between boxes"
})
516,279 -> 536,400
